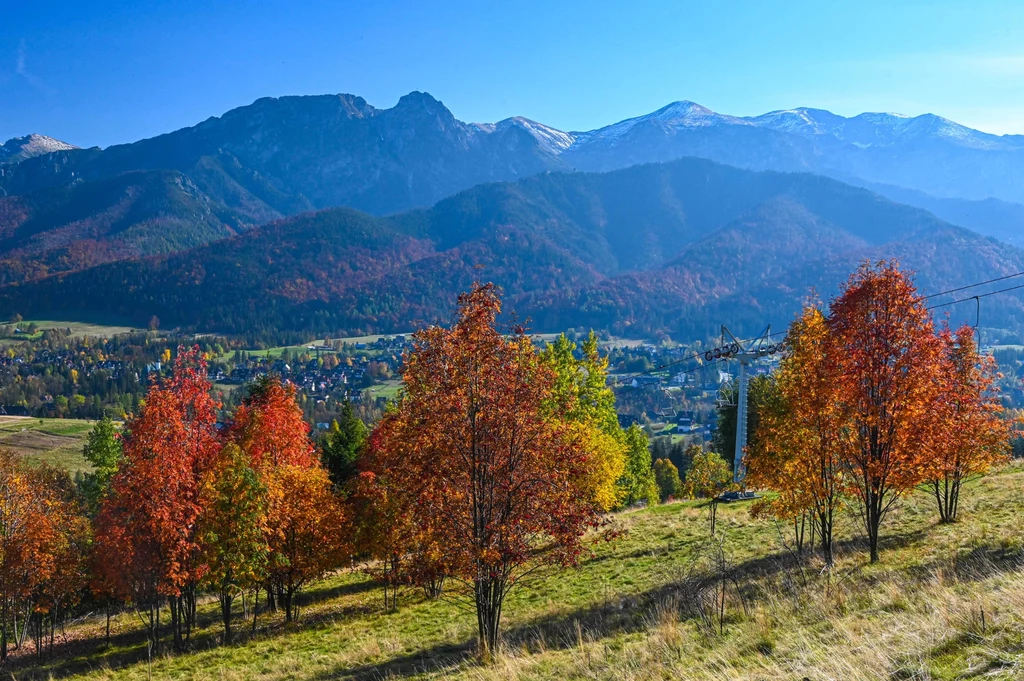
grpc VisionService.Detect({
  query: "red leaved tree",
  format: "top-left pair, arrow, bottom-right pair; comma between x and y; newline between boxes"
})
828,262 -> 944,563
362,283 -> 603,658
231,376 -> 317,469
925,325 -> 1010,522
94,346 -> 220,650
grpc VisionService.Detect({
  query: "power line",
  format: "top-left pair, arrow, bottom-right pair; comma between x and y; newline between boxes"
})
927,282 -> 1024,311
922,270 -> 1024,300
607,272 -> 1024,394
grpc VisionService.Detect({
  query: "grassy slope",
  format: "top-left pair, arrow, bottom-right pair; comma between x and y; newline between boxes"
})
0,416 -> 94,472
15,464 -> 1024,681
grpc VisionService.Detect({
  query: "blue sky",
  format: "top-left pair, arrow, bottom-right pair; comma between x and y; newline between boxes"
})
4,0 -> 1024,148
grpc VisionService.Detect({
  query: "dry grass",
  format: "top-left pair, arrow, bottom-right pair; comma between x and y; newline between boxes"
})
11,463 -> 1024,680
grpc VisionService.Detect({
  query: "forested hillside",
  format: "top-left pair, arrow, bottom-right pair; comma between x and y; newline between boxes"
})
3,157 -> 1023,340
0,170 -> 262,284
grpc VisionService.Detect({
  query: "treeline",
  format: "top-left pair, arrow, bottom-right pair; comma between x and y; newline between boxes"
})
746,261 -> 1012,564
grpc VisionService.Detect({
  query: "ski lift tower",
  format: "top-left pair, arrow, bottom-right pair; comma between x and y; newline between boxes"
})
705,326 -> 782,485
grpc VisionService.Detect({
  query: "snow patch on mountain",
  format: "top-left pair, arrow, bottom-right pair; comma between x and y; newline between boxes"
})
496,117 -> 576,153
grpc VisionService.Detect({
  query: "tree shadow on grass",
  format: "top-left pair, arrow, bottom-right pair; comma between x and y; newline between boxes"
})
307,526 -> 1002,680
10,596 -> 384,681
15,531 -> 1023,681
313,641 -> 475,680
8,575 -> 382,680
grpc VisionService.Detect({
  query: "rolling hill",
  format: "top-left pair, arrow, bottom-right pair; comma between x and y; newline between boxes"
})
3,157 -> 1022,341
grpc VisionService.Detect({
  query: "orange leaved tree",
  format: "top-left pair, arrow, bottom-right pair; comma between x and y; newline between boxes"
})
263,464 -> 347,623
94,345 -> 221,650
362,283 -> 603,658
0,449 -> 49,661
230,375 -> 346,623
748,305 -> 848,565
24,465 -> 91,659
828,261 -> 943,563
925,325 -> 1010,522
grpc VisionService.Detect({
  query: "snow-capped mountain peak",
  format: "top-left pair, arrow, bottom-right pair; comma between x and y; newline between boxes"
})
570,100 -> 748,147
0,134 -> 78,165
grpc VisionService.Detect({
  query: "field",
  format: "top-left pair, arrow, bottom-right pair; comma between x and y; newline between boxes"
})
12,462 -> 1024,680
1,320 -> 139,339
0,416 -> 94,473
367,379 -> 404,401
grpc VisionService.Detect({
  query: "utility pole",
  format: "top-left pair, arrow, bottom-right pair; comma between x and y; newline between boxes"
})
705,326 -> 781,485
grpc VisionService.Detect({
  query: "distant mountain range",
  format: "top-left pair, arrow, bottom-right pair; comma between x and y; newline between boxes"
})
2,92 -> 1023,263
2,157 -> 1020,340
2,93 -> 1024,339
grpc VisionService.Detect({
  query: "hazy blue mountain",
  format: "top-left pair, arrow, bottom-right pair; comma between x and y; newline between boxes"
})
0,92 -> 567,216
560,101 -> 1024,205
846,180 -> 1024,248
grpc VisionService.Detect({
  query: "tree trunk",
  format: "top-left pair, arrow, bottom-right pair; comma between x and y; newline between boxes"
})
949,475 -> 961,523
423,575 -> 446,600
170,595 -> 182,651
866,487 -> 881,564
186,585 -> 197,641
220,591 -> 234,644
933,471 -> 963,524
252,587 -> 259,635
474,576 -> 505,660
50,607 -> 56,655
793,513 -> 806,554
266,582 -> 277,613
282,583 -> 295,623
1,596 -> 7,661
819,506 -> 835,567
